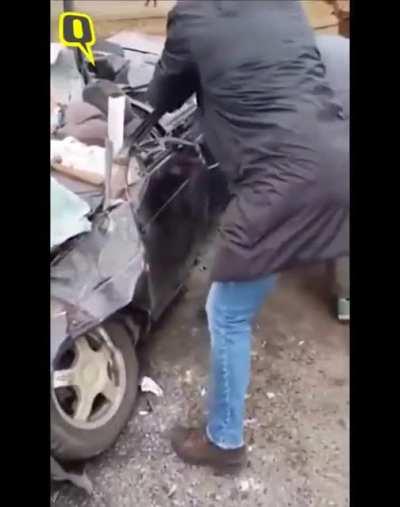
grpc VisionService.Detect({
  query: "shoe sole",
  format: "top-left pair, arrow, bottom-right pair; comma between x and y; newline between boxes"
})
172,443 -> 245,475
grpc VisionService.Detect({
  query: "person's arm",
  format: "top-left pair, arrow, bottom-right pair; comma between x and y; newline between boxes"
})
147,7 -> 198,114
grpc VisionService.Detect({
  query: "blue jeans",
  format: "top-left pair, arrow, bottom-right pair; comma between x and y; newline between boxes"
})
205,275 -> 277,449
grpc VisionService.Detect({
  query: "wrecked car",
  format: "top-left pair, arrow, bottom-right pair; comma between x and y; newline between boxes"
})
51,33 -> 228,465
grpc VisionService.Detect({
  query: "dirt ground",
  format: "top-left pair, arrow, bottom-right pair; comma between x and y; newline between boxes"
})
52,239 -> 349,507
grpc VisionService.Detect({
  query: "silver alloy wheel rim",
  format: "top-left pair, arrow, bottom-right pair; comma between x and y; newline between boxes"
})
51,326 -> 127,430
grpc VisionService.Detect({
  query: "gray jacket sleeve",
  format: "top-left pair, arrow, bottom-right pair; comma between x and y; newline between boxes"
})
147,8 -> 198,114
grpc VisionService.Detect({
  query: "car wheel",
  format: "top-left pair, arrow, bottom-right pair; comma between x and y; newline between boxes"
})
51,320 -> 139,462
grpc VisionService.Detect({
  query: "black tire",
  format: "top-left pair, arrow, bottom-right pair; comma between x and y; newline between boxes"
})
51,320 -> 139,462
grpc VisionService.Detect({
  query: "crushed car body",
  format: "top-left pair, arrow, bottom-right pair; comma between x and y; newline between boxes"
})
50,31 -> 228,491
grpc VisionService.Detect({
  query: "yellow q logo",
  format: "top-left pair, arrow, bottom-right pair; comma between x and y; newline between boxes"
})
59,12 -> 96,65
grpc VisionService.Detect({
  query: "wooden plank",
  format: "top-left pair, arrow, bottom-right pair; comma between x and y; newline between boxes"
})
317,0 -> 350,36
301,0 -> 339,32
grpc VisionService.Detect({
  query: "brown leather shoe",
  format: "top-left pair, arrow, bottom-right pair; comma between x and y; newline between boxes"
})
170,426 -> 246,473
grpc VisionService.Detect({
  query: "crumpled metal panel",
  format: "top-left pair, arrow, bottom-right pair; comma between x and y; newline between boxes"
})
107,31 -> 197,132
51,201 -> 145,358
51,176 -> 92,249
50,299 -> 69,364
52,172 -> 104,213
125,50 -> 159,89
51,456 -> 93,495
108,31 -> 164,89
51,43 -> 85,105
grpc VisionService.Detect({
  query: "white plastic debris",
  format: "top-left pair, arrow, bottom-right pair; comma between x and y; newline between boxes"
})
107,95 -> 125,155
266,392 -> 276,400
244,418 -> 257,427
50,43 -> 63,65
167,484 -> 177,498
239,478 -> 263,492
140,376 -> 164,397
51,491 -> 60,503
298,340 -> 305,346
200,387 -> 207,397
239,480 -> 250,492
139,410 -> 149,416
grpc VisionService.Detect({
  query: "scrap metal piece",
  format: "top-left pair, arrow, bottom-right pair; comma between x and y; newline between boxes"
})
51,456 -> 93,495
51,43 -> 85,106
140,376 -> 164,397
